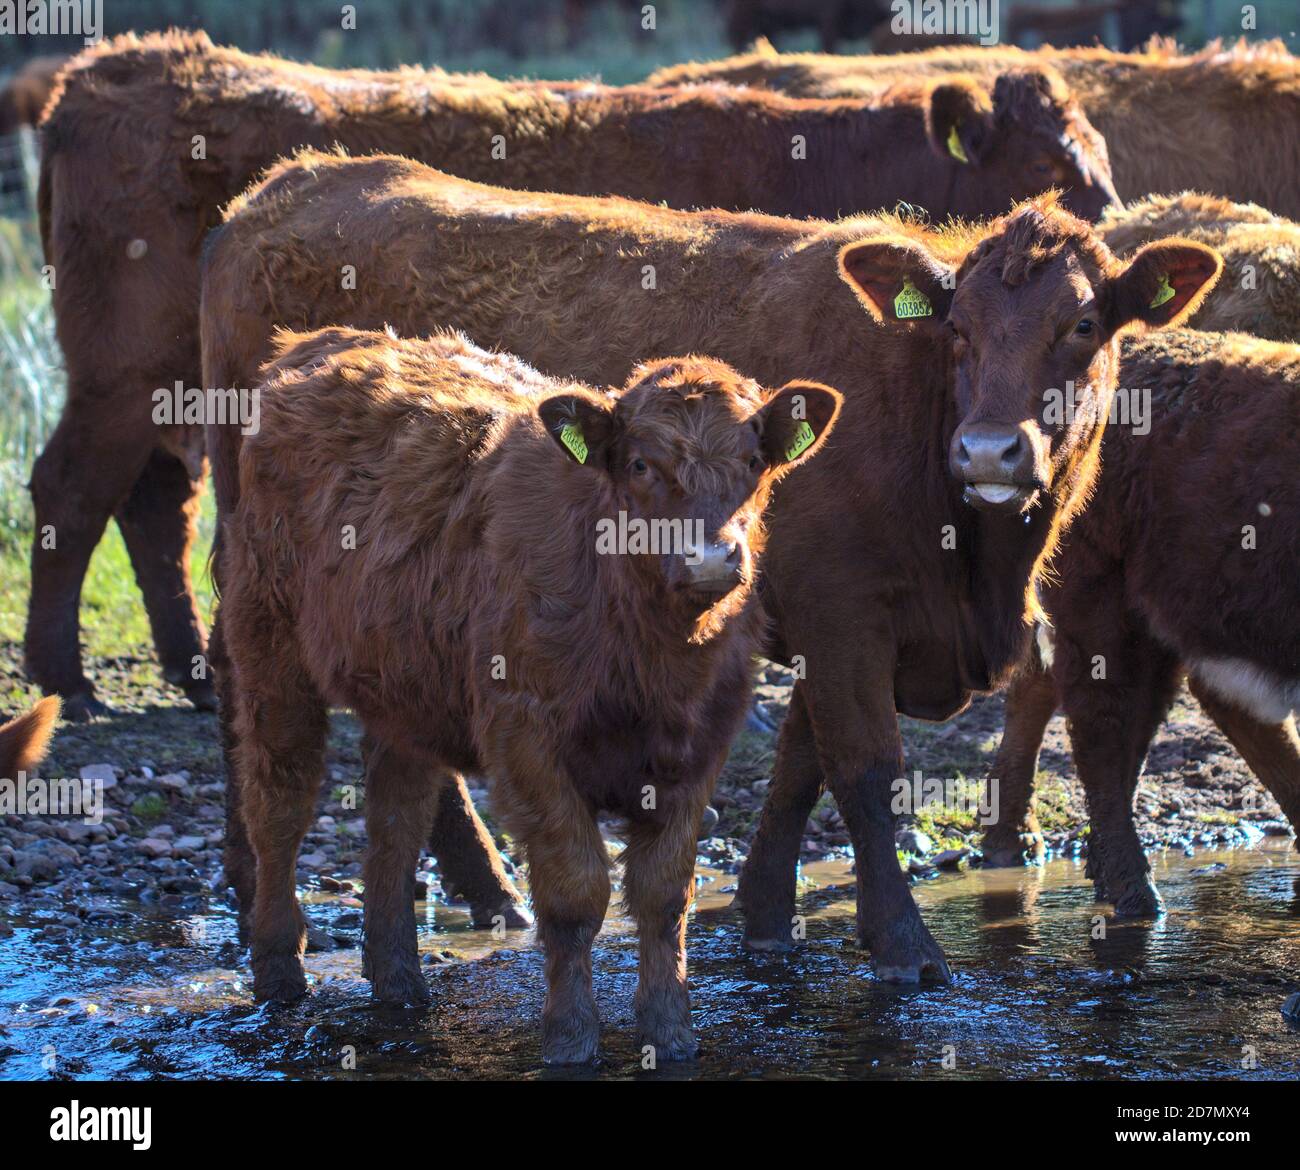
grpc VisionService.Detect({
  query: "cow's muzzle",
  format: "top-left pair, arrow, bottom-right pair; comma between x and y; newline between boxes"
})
950,422 -> 1043,513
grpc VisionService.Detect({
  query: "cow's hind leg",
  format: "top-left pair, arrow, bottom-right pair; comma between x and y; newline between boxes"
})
983,653 -> 1057,866
232,633 -> 328,1002
525,795 -> 611,1065
1189,679 -> 1300,842
622,785 -> 713,1062
26,407 -> 153,718
114,448 -> 214,709
736,684 -> 824,950
209,608 -> 256,941
361,740 -> 439,1005
426,772 -> 532,928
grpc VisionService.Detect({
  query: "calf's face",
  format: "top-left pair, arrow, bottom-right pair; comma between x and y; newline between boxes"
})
928,69 -> 1120,222
539,359 -> 840,620
839,199 -> 1222,513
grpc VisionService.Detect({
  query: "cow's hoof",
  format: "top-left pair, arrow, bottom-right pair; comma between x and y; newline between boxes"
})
370,964 -> 432,1006
638,1021 -> 699,1063
865,919 -> 952,985
1112,879 -> 1164,919
184,683 -> 219,712
61,691 -> 107,723
252,958 -> 308,1003
541,1011 -> 599,1066
470,899 -> 534,930
742,930 -> 795,953
981,832 -> 1045,867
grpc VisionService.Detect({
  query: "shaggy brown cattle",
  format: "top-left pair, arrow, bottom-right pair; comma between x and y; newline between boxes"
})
29,29 -> 1115,723
649,38 -> 1300,217
0,54 -> 64,134
220,326 -> 840,1063
201,155 -> 1220,980
0,696 -> 60,781
982,330 -> 1300,914
1099,193 -> 1300,340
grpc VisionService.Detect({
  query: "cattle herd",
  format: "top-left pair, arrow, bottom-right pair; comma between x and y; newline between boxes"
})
0,28 -> 1296,1067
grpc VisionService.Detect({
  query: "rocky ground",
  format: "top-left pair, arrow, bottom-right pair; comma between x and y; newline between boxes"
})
0,646 -> 1292,929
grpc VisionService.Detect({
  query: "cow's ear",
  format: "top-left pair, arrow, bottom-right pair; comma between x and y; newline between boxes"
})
926,78 -> 994,165
838,237 -> 955,326
754,381 -> 843,470
1106,238 -> 1223,331
537,393 -> 616,469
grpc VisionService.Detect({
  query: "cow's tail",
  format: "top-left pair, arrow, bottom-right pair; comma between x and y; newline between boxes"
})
0,696 -> 61,780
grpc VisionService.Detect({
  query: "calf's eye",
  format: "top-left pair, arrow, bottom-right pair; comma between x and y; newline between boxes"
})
1075,319 -> 1095,337
630,458 -> 649,475
748,455 -> 763,471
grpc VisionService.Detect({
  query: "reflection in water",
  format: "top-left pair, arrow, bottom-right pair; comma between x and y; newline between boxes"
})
1,842 -> 1297,1080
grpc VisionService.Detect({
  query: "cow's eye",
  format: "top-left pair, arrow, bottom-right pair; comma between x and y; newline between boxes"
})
1031,158 -> 1055,177
748,454 -> 763,471
1075,319 -> 1096,337
630,458 -> 649,475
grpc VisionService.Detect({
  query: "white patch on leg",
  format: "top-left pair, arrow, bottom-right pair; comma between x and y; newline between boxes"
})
1035,621 -> 1055,670
1189,657 -> 1300,725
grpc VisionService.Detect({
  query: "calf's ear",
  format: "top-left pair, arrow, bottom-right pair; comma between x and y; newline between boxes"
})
927,79 -> 994,165
537,393 -> 616,469
1106,238 -> 1223,331
838,236 -> 955,326
754,381 -> 843,470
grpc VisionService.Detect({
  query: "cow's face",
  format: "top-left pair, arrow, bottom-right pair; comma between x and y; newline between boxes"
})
539,359 -> 840,627
928,69 -> 1120,222
837,198 -> 1221,514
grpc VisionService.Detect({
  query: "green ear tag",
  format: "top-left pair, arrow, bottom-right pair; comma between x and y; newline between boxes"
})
893,277 -> 933,320
946,126 -> 969,164
784,419 -> 816,462
559,421 -> 588,464
1149,273 -> 1176,309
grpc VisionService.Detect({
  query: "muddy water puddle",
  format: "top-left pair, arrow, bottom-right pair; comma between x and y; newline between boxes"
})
1,842 -> 1297,1080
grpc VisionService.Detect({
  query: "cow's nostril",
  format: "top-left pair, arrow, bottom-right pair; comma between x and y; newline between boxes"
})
955,439 -> 973,467
999,433 -> 1023,468
725,543 -> 741,570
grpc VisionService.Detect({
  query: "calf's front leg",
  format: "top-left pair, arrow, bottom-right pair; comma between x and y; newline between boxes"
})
621,784 -> 714,1062
521,788 -> 612,1065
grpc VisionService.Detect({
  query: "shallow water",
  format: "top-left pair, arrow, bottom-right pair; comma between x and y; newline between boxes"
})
2,842 -> 1297,1080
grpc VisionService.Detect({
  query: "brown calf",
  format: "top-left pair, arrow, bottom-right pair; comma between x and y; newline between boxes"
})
0,696 -> 60,781
201,155 -> 1220,980
983,330 -> 1300,914
221,326 -> 840,1062
1099,193 -> 1300,340
649,37 -> 1300,217
29,29 -> 1114,721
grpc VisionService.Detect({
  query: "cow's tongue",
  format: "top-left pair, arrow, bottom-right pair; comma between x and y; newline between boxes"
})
971,483 -> 1020,504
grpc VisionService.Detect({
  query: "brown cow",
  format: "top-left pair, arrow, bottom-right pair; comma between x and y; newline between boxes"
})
29,29 -> 1115,723
201,155 -> 1220,980
1099,193 -> 1300,340
982,329 -> 1300,915
0,696 -> 61,781
220,325 -> 840,1063
0,54 -> 64,134
648,37 -> 1300,217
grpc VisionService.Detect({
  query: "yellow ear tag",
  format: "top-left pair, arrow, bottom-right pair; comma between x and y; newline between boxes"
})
893,277 -> 933,320
784,419 -> 816,462
946,126 -> 969,164
559,421 -> 588,464
1149,273 -> 1176,309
